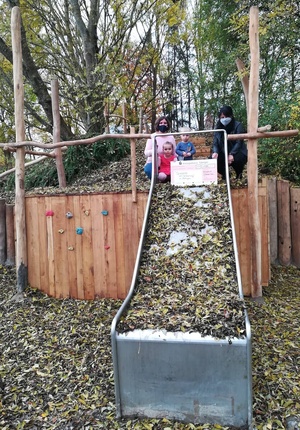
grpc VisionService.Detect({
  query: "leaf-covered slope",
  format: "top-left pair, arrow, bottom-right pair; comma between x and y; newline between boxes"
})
118,183 -> 246,339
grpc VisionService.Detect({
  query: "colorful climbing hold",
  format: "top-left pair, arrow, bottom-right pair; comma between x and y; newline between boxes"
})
66,212 -> 73,219
45,210 -> 54,217
101,210 -> 109,216
76,227 -> 84,235
58,229 -> 64,234
104,245 -> 110,250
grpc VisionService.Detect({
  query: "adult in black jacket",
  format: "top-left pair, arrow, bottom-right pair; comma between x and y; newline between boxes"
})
212,105 -> 248,180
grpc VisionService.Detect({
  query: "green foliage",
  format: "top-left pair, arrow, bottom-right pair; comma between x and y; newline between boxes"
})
63,138 -> 130,181
3,158 -> 58,191
1,139 -> 130,192
259,137 -> 300,185
258,95 -> 300,185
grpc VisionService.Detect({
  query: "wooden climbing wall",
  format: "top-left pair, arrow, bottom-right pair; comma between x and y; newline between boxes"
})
25,186 -> 270,300
26,192 -> 148,300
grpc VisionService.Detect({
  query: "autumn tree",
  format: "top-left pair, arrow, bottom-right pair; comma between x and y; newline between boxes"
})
0,0 -> 188,142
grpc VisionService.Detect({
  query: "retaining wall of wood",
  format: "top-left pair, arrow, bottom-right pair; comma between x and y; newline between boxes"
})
0,178 -> 298,299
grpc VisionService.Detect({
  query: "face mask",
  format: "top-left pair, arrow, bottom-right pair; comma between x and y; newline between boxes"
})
220,117 -> 232,127
158,124 -> 168,133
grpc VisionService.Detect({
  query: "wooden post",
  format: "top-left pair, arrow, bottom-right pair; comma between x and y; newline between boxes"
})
5,204 -> 15,266
139,108 -> 143,133
0,199 -> 6,264
104,102 -> 109,133
51,78 -> 66,188
130,126 -> 137,203
122,102 -> 127,133
235,58 -> 249,113
247,6 -> 262,297
12,6 -> 28,292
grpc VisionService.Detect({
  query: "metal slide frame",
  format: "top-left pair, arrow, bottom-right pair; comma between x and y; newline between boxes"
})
111,130 -> 252,428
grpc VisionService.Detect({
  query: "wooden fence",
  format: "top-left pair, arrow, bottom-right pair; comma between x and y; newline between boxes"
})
268,178 -> 300,267
0,178 -> 299,299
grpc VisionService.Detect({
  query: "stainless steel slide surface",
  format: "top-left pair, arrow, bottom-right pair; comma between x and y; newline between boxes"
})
111,132 -> 252,428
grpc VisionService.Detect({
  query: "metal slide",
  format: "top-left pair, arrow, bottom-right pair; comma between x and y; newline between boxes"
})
111,130 -> 252,428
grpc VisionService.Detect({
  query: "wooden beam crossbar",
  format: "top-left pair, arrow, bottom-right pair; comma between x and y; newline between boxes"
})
0,129 -> 297,152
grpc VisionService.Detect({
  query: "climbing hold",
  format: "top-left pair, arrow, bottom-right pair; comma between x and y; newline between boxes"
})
76,227 -> 84,235
66,212 -> 73,219
68,246 -> 74,251
101,210 -> 108,216
46,210 -> 54,217
58,229 -> 64,234
84,210 -> 90,216
104,245 -> 110,250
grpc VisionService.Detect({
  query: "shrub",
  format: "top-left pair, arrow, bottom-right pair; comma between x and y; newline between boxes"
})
258,136 -> 300,185
0,138 -> 130,192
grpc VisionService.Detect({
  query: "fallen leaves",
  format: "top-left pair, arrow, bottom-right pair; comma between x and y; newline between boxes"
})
117,183 -> 246,339
0,263 -> 300,429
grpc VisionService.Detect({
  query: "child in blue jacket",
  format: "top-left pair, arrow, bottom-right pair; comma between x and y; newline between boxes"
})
176,128 -> 196,161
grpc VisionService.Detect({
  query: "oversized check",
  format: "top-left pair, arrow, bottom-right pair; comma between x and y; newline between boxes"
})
170,159 -> 218,186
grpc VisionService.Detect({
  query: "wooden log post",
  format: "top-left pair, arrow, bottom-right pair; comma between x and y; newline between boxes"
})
12,6 -> 28,292
247,6 -> 262,297
235,58 -> 249,113
104,102 -> 109,133
5,204 -> 15,266
51,78 -> 66,188
290,187 -> 300,267
0,199 -> 6,264
139,108 -> 143,134
130,126 -> 137,203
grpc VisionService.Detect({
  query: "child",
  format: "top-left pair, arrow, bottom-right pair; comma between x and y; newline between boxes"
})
158,142 -> 178,183
176,128 -> 196,160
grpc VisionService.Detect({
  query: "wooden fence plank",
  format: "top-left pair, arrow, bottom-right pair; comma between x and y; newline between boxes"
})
231,188 -> 251,296
123,193 -> 142,298
66,195 -> 77,298
277,180 -> 292,266
290,187 -> 300,267
51,196 -> 69,298
37,197 -> 49,295
91,194 -> 105,298
80,195 -> 94,300
268,177 -> 278,264
5,204 -> 15,266
102,194 -> 117,298
259,178 -> 270,285
0,199 -> 6,264
46,198 -> 55,297
114,195 -> 126,299
26,198 -> 40,290
73,196 -> 84,299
